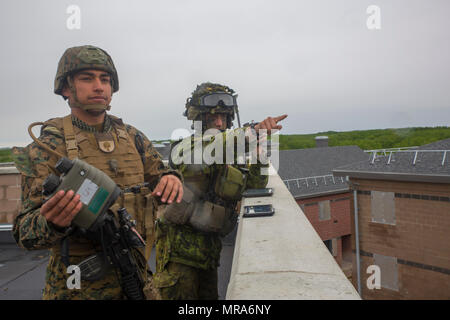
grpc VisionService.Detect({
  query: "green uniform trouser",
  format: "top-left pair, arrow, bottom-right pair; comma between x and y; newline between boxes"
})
153,221 -> 222,300
156,261 -> 218,300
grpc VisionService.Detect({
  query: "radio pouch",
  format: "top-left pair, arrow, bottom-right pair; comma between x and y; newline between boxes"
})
214,165 -> 247,201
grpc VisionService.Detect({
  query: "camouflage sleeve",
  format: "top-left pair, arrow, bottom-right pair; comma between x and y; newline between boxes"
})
11,130 -> 70,250
170,131 -> 268,189
171,130 -> 250,167
125,125 -> 183,190
246,163 -> 269,189
222,127 -> 269,189
202,127 -> 269,164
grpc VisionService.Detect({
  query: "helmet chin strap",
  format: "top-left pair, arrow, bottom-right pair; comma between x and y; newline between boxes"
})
67,76 -> 111,112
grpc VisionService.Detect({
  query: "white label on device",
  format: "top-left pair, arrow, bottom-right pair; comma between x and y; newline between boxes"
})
76,178 -> 99,205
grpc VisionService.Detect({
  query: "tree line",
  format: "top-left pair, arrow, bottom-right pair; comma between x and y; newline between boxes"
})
278,126 -> 450,150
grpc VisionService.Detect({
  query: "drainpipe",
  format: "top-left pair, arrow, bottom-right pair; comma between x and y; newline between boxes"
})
353,187 -> 362,296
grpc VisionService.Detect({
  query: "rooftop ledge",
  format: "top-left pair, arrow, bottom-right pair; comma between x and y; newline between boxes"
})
0,163 -> 18,174
226,165 -> 360,300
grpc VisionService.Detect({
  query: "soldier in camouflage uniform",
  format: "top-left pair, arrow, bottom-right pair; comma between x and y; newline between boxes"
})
12,45 -> 183,299
153,82 -> 287,299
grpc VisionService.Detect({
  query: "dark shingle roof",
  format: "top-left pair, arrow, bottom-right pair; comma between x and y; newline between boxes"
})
417,138 -> 450,150
278,145 -> 369,199
154,144 -> 171,160
333,138 -> 450,183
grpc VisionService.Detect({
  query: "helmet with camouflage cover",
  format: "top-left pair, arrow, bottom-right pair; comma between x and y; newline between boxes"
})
184,82 -> 237,130
54,45 -> 119,111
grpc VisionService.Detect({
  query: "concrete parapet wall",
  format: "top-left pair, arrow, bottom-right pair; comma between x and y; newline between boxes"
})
226,166 -> 360,300
0,164 -> 20,226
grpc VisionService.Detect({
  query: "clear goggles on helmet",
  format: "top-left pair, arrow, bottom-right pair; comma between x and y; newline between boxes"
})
199,93 -> 235,107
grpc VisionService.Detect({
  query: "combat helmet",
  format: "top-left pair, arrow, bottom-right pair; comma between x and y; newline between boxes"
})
184,82 -> 238,130
54,45 -> 119,111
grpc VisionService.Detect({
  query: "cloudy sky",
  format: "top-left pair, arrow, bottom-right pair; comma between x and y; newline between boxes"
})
1,0 -> 449,147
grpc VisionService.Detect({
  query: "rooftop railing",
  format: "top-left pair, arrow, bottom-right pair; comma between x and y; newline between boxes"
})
366,149 -> 449,166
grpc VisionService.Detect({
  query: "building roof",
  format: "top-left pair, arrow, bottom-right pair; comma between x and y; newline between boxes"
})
278,145 -> 370,199
333,138 -> 450,183
417,137 -> 450,150
154,143 -> 171,161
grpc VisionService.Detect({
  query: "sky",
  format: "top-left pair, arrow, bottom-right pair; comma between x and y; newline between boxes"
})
1,0 -> 449,147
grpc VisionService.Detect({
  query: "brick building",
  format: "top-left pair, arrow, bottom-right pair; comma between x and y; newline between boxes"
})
278,137 -> 369,277
0,163 -> 20,229
333,138 -> 450,299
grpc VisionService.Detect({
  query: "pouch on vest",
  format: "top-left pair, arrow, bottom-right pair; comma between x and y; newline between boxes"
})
143,192 -> 158,260
121,192 -> 139,232
162,186 -> 196,225
214,165 -> 247,201
163,186 -> 230,234
189,201 -> 227,233
118,189 -> 151,239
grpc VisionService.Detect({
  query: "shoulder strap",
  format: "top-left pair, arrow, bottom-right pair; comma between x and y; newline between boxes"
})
41,117 -> 64,135
134,131 -> 146,166
62,115 -> 79,160
107,114 -> 124,125
111,117 -> 146,166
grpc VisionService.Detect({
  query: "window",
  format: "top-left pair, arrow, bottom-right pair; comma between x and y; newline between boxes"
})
373,253 -> 399,291
318,200 -> 331,221
323,239 -> 338,257
371,191 -> 396,225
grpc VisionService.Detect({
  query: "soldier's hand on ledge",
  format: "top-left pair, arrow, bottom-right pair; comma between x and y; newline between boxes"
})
254,114 -> 288,135
40,190 -> 82,228
152,174 -> 184,204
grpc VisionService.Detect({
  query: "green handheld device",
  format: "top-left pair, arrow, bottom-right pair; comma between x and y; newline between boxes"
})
42,157 -> 122,231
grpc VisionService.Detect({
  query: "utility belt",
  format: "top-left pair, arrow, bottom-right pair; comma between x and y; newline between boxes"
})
163,165 -> 247,235
51,239 -> 102,257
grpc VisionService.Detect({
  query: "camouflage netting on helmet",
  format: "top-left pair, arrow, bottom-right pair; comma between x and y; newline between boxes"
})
185,82 -> 236,121
54,45 -> 119,96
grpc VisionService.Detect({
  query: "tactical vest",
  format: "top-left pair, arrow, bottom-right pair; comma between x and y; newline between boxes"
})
45,115 -> 157,260
155,136 -> 247,272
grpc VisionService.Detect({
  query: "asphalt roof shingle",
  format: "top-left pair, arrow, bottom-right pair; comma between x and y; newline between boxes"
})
153,143 -> 171,161
278,145 -> 369,198
333,138 -> 450,183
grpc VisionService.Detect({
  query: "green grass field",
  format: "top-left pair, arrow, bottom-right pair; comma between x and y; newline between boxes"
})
0,149 -> 13,163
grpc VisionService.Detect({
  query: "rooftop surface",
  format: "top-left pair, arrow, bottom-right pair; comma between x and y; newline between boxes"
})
278,145 -> 370,198
333,138 -> 450,183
